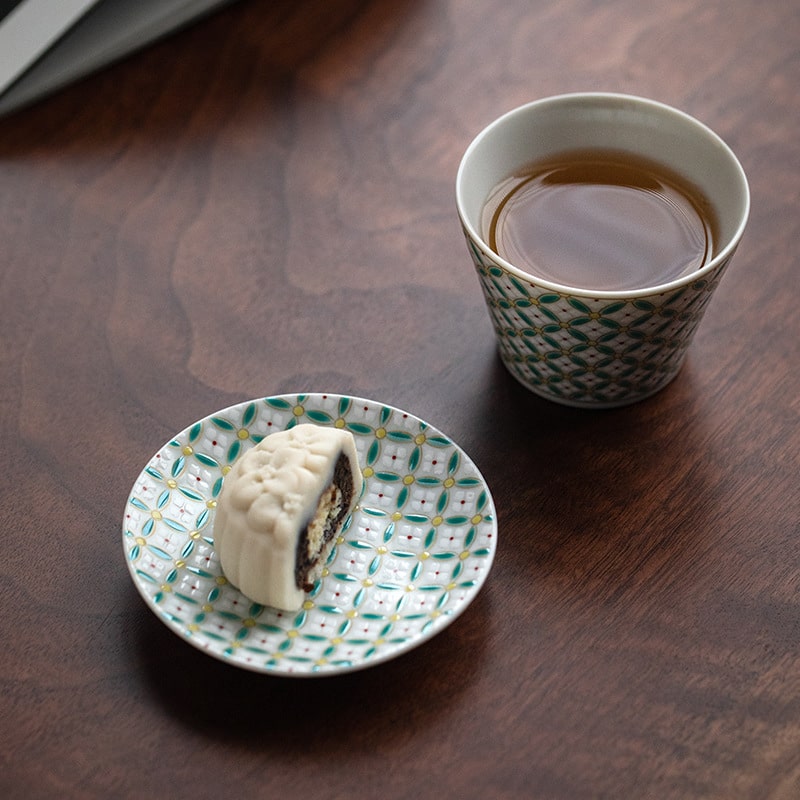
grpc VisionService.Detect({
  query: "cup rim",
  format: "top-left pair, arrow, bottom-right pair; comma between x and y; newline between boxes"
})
455,92 -> 751,300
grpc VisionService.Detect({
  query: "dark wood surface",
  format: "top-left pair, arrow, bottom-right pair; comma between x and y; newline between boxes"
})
2,1 -> 798,798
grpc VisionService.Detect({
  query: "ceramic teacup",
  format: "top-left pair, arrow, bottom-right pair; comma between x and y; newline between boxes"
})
456,92 -> 749,408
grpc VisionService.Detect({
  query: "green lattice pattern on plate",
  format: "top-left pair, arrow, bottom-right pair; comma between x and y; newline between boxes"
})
467,237 -> 732,406
123,394 -> 497,675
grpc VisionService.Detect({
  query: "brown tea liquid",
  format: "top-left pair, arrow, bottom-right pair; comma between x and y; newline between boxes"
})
483,150 -> 718,291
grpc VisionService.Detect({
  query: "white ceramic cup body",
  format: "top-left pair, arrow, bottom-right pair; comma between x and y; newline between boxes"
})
456,92 -> 750,408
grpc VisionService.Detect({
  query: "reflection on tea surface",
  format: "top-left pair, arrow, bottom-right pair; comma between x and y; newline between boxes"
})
482,150 -> 718,291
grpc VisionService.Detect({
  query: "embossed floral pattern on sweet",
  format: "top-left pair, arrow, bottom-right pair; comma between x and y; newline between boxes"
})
124,394 -> 497,675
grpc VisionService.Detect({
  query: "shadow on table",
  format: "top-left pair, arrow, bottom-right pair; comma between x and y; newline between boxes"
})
457,350 -> 721,578
128,578 -> 492,752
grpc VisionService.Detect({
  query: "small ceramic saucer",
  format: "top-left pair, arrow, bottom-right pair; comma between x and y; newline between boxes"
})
123,393 -> 497,676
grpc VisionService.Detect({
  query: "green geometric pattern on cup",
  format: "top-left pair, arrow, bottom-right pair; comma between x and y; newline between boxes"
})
465,236 -> 732,407
123,393 -> 497,675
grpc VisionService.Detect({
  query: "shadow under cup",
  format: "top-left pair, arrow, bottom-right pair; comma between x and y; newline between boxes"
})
456,93 -> 750,408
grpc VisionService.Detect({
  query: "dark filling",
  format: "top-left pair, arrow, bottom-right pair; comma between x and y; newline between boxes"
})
295,452 -> 354,592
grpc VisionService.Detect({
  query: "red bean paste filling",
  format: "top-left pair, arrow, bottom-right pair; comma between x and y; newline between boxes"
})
295,452 -> 353,591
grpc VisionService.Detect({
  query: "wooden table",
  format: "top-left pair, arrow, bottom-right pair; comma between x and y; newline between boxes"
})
2,1 -> 798,797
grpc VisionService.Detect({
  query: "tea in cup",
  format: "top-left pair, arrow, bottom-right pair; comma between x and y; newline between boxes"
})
456,93 -> 749,407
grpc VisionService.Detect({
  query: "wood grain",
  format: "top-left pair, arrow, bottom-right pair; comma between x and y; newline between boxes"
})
1,0 -> 799,798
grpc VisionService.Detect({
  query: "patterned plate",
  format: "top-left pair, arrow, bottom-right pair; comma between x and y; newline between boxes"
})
123,393 -> 497,676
